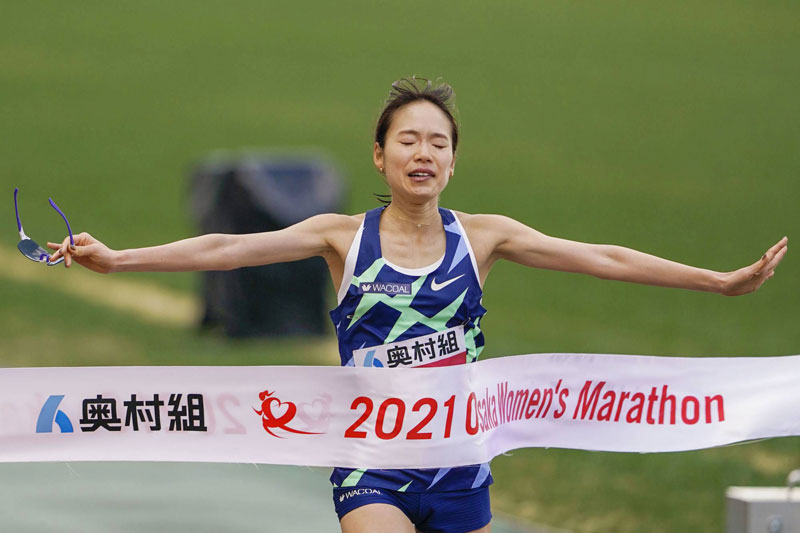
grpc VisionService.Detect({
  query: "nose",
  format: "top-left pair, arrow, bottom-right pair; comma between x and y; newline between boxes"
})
414,143 -> 433,162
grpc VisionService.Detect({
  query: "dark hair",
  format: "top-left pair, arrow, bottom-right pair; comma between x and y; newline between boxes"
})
375,77 -> 459,154
373,77 -> 459,204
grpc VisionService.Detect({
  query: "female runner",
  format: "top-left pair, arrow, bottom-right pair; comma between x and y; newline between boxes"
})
49,78 -> 787,533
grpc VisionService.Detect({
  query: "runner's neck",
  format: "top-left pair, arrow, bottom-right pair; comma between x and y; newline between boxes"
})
384,202 -> 441,230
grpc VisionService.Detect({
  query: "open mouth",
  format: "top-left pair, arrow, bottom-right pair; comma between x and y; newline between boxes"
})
408,169 -> 435,180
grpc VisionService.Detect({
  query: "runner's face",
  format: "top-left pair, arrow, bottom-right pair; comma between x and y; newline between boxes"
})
374,101 -> 455,202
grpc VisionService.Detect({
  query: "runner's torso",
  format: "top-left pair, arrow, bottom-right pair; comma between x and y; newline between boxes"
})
328,206 -> 492,492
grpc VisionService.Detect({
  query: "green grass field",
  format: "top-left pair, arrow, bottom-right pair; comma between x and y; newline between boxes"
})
1,2 -> 798,531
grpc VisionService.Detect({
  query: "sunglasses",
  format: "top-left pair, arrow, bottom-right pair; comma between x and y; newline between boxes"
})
14,187 -> 73,266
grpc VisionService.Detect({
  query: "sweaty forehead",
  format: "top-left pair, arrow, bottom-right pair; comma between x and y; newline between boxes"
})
387,101 -> 452,140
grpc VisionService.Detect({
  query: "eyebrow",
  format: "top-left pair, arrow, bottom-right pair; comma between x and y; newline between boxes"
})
396,129 -> 450,141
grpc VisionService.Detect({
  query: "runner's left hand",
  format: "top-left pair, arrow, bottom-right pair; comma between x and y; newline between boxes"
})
720,237 -> 788,296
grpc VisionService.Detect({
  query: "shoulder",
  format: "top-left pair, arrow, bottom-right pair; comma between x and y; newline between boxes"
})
450,211 -> 520,238
302,212 -> 365,258
449,210 -> 545,262
311,212 -> 365,223
297,212 -> 364,236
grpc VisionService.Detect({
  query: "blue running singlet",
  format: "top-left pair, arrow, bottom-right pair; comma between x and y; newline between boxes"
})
328,206 -> 492,492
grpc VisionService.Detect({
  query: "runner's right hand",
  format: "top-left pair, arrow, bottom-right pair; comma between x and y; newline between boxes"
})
47,232 -> 117,273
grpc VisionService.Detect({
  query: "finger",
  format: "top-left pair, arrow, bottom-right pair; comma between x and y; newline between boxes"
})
752,239 -> 786,275
47,241 -> 62,259
762,246 -> 788,274
74,232 -> 95,246
751,255 -> 768,277
59,237 -> 73,267
62,242 -> 89,266
764,236 -> 789,262
58,236 -> 72,257
754,249 -> 787,291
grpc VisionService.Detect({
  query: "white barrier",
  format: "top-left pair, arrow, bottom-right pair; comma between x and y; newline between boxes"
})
1,353 -> 799,467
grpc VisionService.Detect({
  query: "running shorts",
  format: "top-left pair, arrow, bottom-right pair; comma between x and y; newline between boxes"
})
332,486 -> 491,533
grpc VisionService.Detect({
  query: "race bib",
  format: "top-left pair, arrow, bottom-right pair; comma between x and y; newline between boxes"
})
352,326 -> 467,368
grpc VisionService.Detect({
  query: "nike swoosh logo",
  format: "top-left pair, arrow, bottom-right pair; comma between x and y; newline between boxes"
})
431,274 -> 464,291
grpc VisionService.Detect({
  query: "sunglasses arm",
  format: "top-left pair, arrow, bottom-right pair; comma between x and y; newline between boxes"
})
13,187 -> 30,241
48,198 -> 74,247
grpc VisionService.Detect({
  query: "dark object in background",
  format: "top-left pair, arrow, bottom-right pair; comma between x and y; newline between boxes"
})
189,151 -> 345,338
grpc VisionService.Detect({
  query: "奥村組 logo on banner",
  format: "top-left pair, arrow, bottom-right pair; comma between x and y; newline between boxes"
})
36,392 -> 208,433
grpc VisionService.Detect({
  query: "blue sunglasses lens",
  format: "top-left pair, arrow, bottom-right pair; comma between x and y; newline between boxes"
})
17,238 -> 63,265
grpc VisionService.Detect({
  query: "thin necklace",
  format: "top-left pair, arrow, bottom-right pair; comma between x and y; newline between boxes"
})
385,205 -> 439,228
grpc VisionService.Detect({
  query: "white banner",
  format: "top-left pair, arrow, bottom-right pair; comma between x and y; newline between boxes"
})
1,353 -> 799,468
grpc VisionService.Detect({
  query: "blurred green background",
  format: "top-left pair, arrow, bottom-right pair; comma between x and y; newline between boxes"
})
1,1 -> 797,531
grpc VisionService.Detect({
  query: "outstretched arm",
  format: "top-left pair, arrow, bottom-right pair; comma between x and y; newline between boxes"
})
470,215 -> 787,296
47,213 -> 352,274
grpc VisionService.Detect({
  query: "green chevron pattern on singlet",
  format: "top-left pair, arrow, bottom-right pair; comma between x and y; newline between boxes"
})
340,468 -> 367,487
465,315 -> 484,362
347,258 -> 469,344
